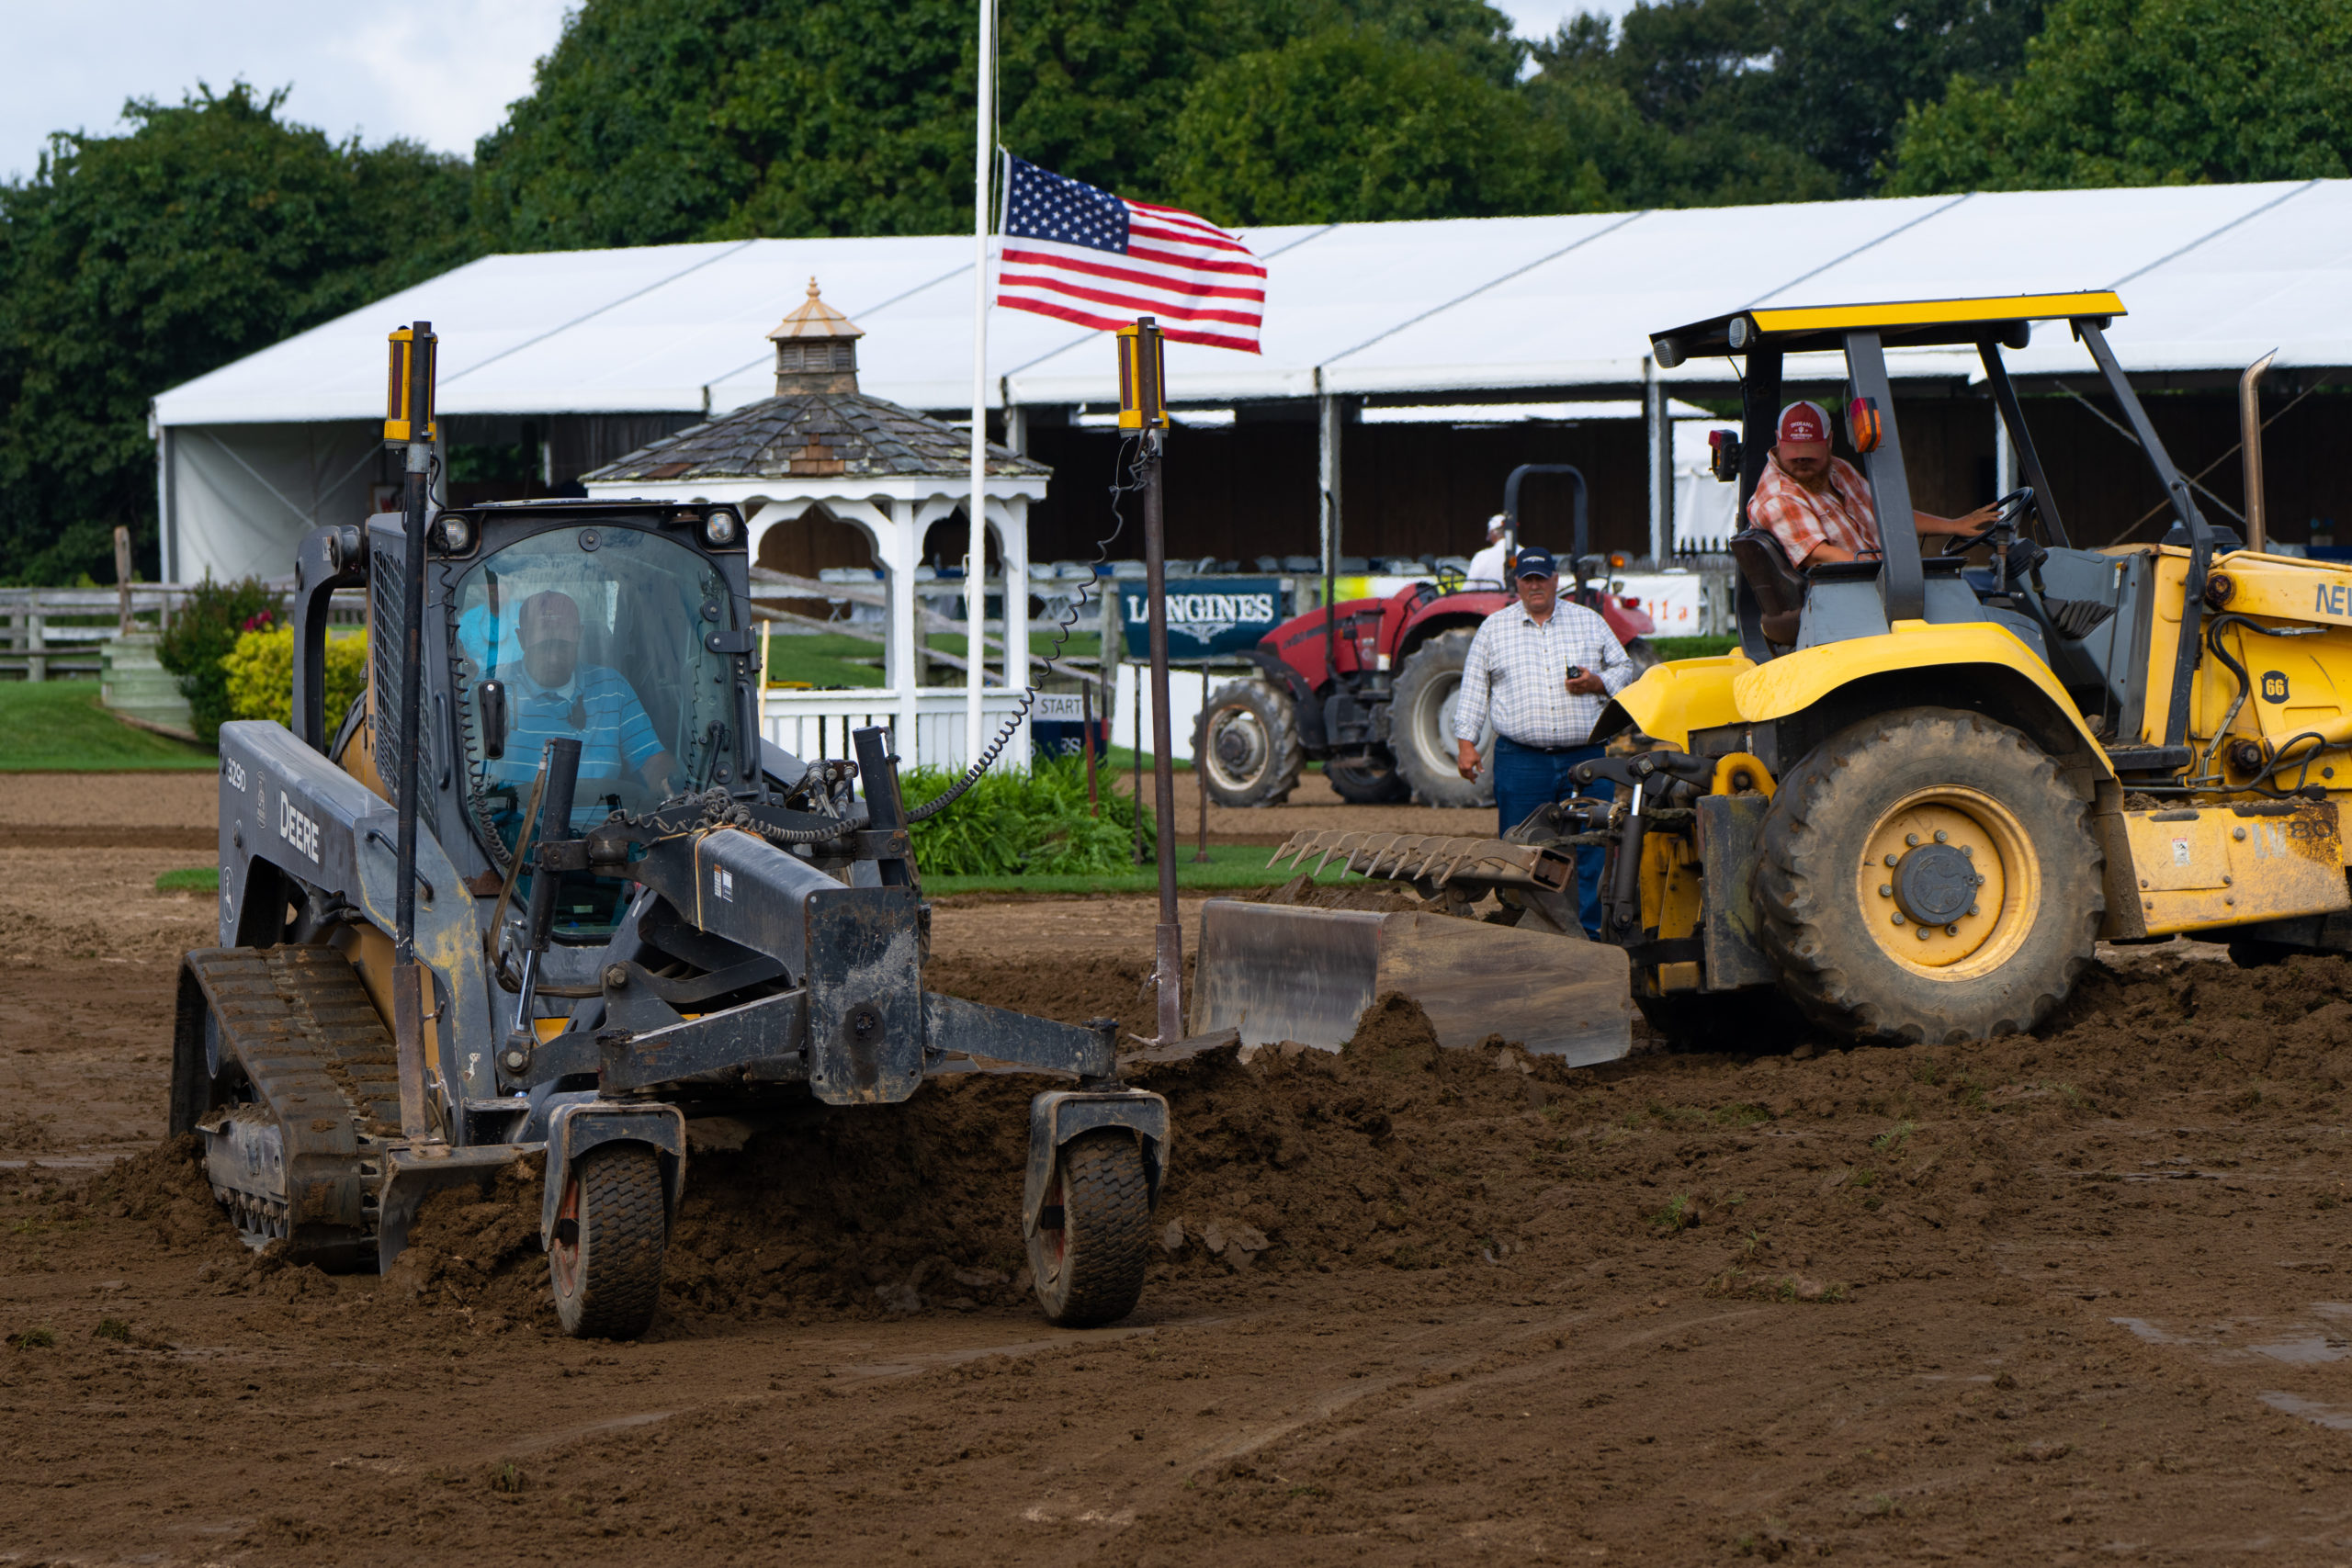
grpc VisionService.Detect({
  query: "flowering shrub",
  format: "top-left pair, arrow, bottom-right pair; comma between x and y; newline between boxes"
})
221,626 -> 369,733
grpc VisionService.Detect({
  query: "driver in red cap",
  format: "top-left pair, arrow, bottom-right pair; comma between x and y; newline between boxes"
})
1748,400 -> 1997,567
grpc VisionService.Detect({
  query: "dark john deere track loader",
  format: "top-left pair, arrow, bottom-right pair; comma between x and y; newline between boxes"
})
170,495 -> 1167,1337
1199,290 -> 2352,1055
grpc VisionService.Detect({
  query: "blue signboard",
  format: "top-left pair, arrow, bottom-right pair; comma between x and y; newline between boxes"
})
1118,578 -> 1286,660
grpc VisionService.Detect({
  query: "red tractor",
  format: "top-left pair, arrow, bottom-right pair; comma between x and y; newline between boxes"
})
1193,466 -> 1659,808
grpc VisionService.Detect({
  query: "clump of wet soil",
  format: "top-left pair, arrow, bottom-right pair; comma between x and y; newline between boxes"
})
83,1134 -> 232,1252
378,1153 -> 551,1329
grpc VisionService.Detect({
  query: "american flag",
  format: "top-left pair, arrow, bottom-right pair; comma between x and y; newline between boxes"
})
996,155 -> 1265,355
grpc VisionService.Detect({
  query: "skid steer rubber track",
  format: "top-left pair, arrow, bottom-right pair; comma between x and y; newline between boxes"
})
173,946 -> 402,1269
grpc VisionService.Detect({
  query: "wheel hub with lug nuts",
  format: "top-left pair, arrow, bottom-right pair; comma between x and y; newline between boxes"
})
1893,841 -> 1977,928
1208,711 -> 1268,785
1855,789 -> 2028,975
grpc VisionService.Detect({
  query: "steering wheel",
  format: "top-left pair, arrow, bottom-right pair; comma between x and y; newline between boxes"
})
1939,486 -> 2037,555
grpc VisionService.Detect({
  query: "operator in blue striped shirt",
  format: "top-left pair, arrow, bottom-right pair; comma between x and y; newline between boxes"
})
491,590 -> 678,799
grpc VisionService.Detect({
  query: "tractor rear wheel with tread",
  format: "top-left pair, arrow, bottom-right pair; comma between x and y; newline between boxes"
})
1028,1129 -> 1152,1327
1193,680 -> 1304,807
1391,628 -> 1494,808
1755,707 -> 2102,1045
1325,754 -> 1410,804
550,1143 -> 669,1340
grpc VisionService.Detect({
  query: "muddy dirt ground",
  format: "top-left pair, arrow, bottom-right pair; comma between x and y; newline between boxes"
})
4,794 -> 2352,1562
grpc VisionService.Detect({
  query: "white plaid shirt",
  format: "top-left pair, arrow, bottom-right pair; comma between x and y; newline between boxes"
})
1451,599 -> 1636,749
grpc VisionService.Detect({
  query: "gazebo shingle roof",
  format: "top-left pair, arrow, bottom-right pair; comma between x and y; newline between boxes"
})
582,392 -> 1048,485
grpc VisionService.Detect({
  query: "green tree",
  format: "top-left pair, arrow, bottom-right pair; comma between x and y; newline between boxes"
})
470,0 -> 1535,247
0,84 -> 472,583
1888,0 -> 2352,192
1160,28 -> 1600,224
1530,0 -> 2045,201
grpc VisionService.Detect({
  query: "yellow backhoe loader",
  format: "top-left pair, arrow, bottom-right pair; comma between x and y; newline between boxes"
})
1197,291 -> 2349,1052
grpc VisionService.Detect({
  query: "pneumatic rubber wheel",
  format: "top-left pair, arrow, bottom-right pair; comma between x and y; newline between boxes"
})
549,1144 -> 669,1339
1623,637 -> 1662,676
1391,628 -> 1495,808
1028,1130 -> 1152,1327
1325,753 -> 1411,804
1755,707 -> 2104,1045
1193,680 -> 1304,807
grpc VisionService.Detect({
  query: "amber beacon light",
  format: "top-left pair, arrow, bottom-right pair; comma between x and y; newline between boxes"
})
1116,317 -> 1168,431
384,323 -> 438,445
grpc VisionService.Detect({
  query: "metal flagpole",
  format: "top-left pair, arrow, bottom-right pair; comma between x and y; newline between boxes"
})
964,0 -> 996,773
1117,318 -> 1180,1039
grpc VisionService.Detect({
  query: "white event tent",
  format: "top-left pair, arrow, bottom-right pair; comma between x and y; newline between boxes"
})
153,178 -> 2352,585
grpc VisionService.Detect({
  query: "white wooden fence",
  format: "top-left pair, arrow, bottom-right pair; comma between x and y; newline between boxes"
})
0,584 -> 368,682
0,586 -> 188,681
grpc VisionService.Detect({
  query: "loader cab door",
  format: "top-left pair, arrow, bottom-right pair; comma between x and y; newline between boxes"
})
451,521 -> 741,940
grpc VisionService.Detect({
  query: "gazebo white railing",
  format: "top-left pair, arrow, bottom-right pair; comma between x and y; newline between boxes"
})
760,686 -> 1034,771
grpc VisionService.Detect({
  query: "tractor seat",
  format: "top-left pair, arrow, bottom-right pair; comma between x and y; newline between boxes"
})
1729,528 -> 1806,646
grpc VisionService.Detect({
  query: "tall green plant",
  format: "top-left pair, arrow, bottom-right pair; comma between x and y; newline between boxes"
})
900,757 -> 1151,878
157,576 -> 283,744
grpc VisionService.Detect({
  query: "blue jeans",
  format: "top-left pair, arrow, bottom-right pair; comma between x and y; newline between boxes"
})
1492,736 -> 1615,937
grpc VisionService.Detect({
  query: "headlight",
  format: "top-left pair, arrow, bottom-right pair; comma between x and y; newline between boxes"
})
433,513 -> 473,554
704,510 -> 741,547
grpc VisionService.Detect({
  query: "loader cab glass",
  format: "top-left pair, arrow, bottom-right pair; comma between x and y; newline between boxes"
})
452,522 -> 737,937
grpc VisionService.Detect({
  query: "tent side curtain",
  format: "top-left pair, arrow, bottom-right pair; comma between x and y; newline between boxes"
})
170,421 -> 386,583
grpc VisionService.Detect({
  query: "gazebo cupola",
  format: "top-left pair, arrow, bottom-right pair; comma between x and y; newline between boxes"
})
767,279 -> 864,396
582,277 -> 1052,773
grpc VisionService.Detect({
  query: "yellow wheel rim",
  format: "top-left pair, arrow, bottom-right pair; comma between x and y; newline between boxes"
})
1854,786 -> 2038,978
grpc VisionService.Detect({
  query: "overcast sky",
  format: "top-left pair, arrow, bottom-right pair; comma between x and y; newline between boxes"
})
0,0 -> 1621,183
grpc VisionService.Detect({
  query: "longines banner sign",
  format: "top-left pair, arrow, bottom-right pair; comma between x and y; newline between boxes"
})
1118,578 -> 1286,660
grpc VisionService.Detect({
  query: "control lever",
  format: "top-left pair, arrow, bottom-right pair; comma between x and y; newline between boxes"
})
477,679 -> 508,760
510,737 -> 582,1046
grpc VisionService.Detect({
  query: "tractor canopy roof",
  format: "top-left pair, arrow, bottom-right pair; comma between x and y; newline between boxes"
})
1650,290 -> 2125,365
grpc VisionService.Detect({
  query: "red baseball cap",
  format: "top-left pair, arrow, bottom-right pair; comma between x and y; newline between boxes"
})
1777,400 -> 1830,446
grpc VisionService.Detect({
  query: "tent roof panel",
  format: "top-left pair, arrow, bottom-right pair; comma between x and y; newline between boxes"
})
153,181 -> 2352,430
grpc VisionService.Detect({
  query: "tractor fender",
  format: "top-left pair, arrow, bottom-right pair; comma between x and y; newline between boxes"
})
1023,1089 -> 1170,1238
1598,653 -> 1753,748
1600,625 -> 2113,780
1394,608 -> 1490,663
1731,622 -> 2113,776
539,1100 -> 688,1249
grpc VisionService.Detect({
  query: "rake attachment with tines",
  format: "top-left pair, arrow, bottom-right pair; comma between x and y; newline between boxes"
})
1266,829 -> 1577,895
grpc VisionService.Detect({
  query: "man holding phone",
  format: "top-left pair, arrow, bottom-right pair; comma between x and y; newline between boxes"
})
1451,547 -> 1636,935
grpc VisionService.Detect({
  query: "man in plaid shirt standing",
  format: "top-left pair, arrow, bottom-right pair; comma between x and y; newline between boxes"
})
1452,547 -> 1637,936
1749,400 -> 1996,567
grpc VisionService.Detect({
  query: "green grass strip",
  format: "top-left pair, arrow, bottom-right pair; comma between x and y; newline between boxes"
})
150,842 -> 1342,900
0,682 -> 215,771
1650,635 -> 1740,660
924,840 -> 1349,896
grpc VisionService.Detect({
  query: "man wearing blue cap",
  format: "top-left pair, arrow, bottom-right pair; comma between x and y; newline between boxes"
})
1451,547 -> 1636,936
